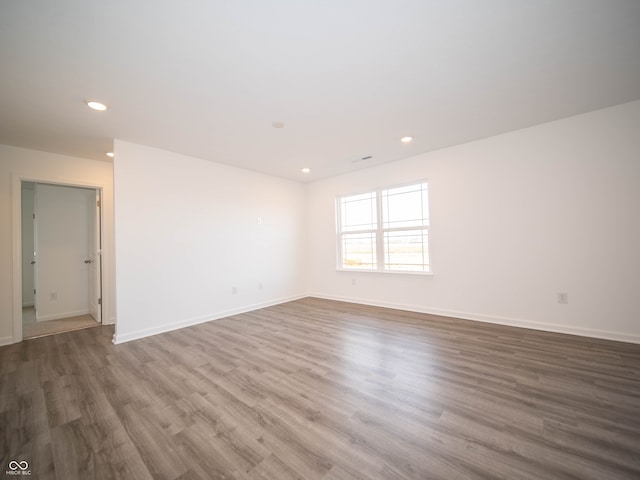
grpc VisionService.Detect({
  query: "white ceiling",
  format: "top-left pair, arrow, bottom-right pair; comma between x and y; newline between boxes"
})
1,1 -> 639,182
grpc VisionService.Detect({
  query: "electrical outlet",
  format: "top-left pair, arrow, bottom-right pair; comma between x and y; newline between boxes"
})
258,283 -> 263,290
351,278 -> 356,286
232,286 -> 238,295
558,292 -> 568,304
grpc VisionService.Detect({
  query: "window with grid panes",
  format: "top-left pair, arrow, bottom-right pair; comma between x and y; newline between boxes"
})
336,181 -> 430,273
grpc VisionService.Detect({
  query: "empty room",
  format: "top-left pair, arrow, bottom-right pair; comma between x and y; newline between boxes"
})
1,1 -> 640,479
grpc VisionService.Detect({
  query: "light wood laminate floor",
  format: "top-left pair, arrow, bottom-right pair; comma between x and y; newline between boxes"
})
22,307 -> 99,339
1,297 -> 639,479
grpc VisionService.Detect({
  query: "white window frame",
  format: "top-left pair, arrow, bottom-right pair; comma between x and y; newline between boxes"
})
336,180 -> 431,274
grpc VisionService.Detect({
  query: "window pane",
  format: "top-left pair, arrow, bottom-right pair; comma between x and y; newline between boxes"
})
384,229 -> 429,271
382,183 -> 428,229
340,192 -> 376,232
342,232 -> 376,269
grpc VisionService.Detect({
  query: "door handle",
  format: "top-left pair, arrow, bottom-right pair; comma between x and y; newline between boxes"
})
84,259 -> 92,264
30,260 -> 36,265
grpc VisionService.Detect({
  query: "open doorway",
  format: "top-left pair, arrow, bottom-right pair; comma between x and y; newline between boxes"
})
21,181 -> 102,339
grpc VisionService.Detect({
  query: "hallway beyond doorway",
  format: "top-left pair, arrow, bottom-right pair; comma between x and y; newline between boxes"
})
22,307 -> 99,339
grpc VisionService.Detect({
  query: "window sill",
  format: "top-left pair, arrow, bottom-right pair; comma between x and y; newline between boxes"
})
336,268 -> 433,277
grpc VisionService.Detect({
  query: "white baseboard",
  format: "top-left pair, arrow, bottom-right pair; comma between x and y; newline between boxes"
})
112,294 -> 306,344
0,336 -> 13,347
307,292 -> 640,345
37,309 -> 91,322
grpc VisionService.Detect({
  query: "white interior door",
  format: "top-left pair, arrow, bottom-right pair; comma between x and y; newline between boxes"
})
20,183 -> 36,310
89,190 -> 102,322
33,185 -> 40,321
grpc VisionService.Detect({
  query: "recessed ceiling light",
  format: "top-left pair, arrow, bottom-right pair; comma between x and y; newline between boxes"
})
400,136 -> 413,143
106,152 -> 114,158
301,167 -> 311,173
85,100 -> 109,111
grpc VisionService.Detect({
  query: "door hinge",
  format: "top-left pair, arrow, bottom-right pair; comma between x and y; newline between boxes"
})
97,200 -> 101,208
98,298 -> 102,305
34,289 -> 36,295
33,213 -> 35,219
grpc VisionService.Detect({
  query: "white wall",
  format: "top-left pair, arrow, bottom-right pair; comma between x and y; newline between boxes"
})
307,100 -> 640,343
113,140 -> 307,343
35,184 -> 94,321
21,183 -> 35,306
0,144 -> 115,345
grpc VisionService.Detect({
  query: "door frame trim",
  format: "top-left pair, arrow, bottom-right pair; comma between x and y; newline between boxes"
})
11,174 -> 110,343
